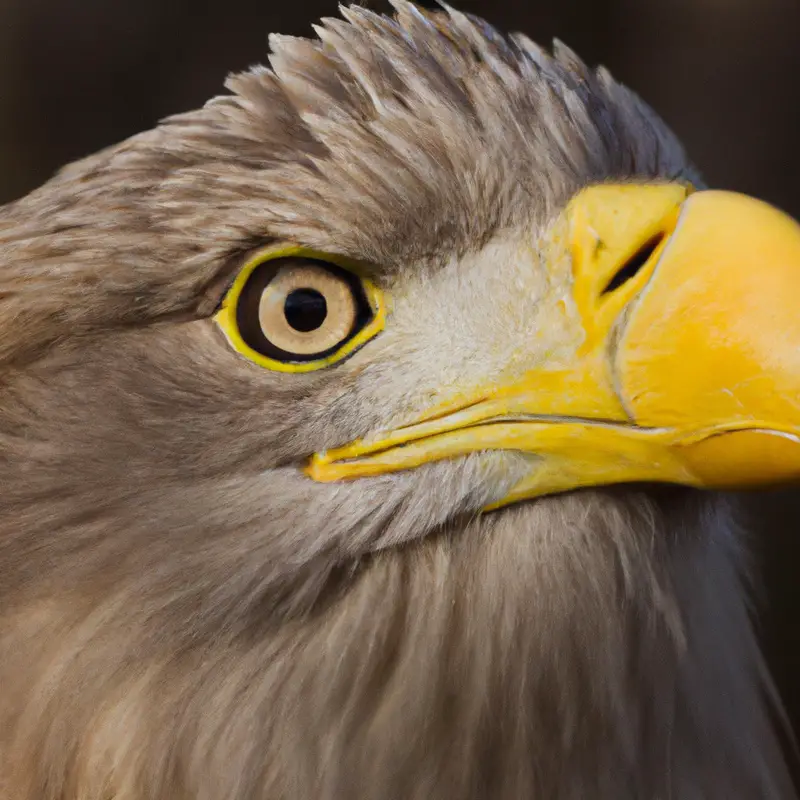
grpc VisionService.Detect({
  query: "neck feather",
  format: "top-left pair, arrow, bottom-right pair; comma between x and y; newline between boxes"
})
1,489 -> 794,799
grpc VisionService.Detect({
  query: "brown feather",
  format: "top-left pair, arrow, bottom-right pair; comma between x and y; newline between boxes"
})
0,2 -> 793,798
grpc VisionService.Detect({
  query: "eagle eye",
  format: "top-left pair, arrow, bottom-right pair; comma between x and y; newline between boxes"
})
214,248 -> 385,373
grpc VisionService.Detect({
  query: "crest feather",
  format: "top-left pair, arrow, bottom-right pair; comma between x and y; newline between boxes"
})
0,2 -> 695,365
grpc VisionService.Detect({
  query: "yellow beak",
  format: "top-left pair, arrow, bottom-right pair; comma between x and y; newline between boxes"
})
307,184 -> 800,509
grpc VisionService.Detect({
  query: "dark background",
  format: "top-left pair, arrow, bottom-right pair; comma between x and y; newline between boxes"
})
2,0 -> 799,748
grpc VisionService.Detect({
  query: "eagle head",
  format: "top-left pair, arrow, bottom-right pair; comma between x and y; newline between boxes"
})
1,3 -> 799,799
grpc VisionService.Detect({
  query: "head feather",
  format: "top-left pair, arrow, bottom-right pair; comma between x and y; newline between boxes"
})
0,2 -> 695,366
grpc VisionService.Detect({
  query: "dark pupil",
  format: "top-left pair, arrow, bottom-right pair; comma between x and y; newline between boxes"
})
284,288 -> 328,332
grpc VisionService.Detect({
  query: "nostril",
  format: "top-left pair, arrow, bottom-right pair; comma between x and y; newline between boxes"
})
602,233 -> 666,295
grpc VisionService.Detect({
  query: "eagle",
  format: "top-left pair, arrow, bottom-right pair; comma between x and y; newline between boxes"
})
2,2 -> 800,798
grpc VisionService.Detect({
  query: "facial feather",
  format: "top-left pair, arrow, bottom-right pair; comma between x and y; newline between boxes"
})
0,2 -> 794,799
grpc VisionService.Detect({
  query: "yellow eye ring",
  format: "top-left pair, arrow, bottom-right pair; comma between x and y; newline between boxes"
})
214,244 -> 386,373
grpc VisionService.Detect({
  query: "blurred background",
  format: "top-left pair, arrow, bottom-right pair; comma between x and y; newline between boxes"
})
1,0 -> 799,749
